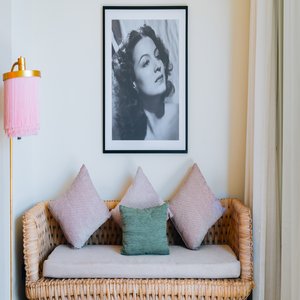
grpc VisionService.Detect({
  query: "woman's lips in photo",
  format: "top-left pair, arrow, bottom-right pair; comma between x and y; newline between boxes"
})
155,74 -> 164,83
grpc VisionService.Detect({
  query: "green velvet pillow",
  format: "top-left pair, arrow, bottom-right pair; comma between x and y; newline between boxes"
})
120,204 -> 169,255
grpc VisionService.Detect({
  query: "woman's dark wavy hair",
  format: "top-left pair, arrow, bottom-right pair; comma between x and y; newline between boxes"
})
113,24 -> 174,140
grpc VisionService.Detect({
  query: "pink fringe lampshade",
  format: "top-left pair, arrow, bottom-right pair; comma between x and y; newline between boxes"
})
3,57 -> 41,138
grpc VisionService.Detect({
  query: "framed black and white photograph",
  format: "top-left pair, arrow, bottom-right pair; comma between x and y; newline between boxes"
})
103,6 -> 188,153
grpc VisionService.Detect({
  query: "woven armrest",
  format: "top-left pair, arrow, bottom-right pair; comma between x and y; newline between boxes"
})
201,198 -> 253,281
23,201 -> 66,283
226,198 -> 253,281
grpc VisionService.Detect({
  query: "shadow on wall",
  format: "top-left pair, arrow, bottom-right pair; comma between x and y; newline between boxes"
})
227,0 -> 250,199
16,215 -> 26,299
166,159 -> 194,201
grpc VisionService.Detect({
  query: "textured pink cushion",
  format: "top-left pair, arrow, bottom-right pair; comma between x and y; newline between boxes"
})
111,167 -> 165,226
168,164 -> 225,250
48,165 -> 111,248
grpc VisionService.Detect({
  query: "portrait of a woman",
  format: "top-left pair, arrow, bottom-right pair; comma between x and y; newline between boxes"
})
112,24 -> 179,141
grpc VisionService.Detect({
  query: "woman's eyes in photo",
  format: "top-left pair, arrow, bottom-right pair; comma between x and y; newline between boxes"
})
142,59 -> 150,68
139,49 -> 161,68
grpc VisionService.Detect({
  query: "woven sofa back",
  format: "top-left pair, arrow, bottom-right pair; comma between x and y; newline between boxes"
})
87,218 -> 184,245
45,199 -> 233,247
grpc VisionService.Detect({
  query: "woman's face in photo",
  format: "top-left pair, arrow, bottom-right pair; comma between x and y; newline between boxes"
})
132,36 -> 166,97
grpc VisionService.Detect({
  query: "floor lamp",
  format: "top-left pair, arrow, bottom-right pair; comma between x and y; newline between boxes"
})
3,57 -> 41,300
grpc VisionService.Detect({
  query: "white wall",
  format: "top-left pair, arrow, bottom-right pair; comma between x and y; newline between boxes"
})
0,0 -> 250,298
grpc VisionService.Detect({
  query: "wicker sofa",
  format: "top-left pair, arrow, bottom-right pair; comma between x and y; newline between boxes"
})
23,198 -> 254,300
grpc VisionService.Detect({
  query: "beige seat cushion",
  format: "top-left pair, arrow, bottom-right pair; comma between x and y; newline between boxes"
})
43,245 -> 240,279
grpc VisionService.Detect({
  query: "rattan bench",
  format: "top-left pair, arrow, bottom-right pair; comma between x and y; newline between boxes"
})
23,198 -> 254,300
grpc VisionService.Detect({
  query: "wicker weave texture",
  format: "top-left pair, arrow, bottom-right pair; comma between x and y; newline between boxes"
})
26,278 -> 253,300
23,198 -> 254,300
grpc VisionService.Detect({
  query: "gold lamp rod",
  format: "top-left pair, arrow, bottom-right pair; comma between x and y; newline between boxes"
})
10,138 -> 13,300
10,56 -> 26,72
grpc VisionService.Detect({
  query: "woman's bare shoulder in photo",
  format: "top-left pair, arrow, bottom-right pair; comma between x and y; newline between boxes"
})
144,102 -> 179,140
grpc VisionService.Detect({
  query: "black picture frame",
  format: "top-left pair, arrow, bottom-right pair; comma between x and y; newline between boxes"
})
103,6 -> 188,153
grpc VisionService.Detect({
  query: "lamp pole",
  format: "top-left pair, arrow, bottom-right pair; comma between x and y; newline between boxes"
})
10,138 -> 13,300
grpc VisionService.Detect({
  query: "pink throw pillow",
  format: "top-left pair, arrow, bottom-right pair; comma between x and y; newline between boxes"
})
111,167 -> 165,226
168,163 -> 225,250
48,165 -> 111,248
